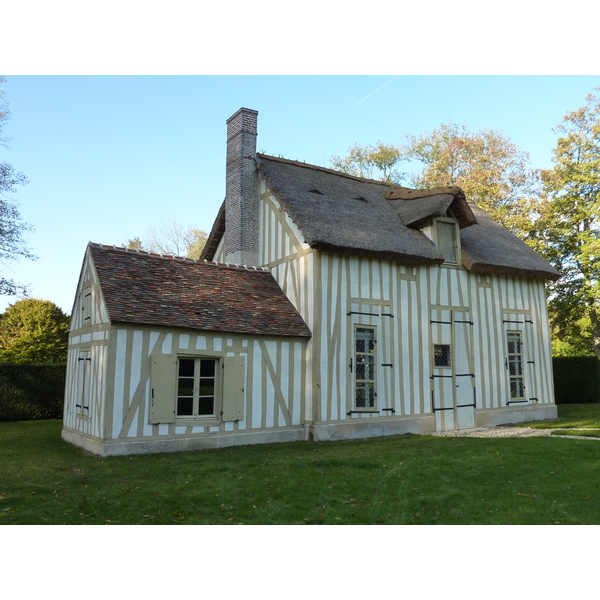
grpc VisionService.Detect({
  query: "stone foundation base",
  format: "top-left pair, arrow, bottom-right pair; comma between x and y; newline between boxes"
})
307,414 -> 436,442
475,404 -> 558,428
62,426 -> 306,457
62,404 -> 558,456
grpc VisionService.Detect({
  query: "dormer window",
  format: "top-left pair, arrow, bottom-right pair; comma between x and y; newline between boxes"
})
434,212 -> 460,264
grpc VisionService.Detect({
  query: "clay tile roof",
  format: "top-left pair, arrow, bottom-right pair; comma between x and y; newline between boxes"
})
88,243 -> 311,338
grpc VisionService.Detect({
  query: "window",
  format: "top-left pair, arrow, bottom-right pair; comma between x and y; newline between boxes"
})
150,354 -> 245,425
177,357 -> 218,418
355,326 -> 376,409
507,332 -> 525,399
436,220 -> 459,263
434,344 -> 451,367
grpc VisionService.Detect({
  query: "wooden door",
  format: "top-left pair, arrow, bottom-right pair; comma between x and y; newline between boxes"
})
431,309 -> 476,431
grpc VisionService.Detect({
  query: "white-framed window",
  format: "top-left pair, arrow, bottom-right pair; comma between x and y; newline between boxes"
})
506,332 -> 525,400
354,326 -> 377,409
150,354 -> 246,425
176,357 -> 219,419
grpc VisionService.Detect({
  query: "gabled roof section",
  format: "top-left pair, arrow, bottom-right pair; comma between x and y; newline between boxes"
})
254,154 -> 444,265
385,186 -> 477,229
88,243 -> 311,337
460,205 -> 560,281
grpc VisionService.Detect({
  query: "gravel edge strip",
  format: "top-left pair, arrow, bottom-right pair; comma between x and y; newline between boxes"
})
429,426 -> 591,438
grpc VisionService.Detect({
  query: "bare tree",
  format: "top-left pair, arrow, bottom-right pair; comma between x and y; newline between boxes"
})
125,220 -> 207,259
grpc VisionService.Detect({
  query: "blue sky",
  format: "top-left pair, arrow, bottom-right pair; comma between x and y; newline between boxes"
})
2,75 -> 599,315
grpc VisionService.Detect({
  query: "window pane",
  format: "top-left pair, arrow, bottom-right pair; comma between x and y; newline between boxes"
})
434,344 -> 451,367
510,379 -> 524,399
200,359 -> 215,377
507,333 -> 522,354
179,359 -> 195,377
177,378 -> 194,397
177,397 -> 194,415
355,358 -> 365,380
508,357 -> 522,376
356,328 -> 374,353
199,379 -> 215,397
356,383 -> 375,408
362,355 -> 374,380
198,396 -> 215,415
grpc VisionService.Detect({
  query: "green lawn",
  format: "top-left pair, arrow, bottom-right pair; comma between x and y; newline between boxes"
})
517,403 -> 600,437
1,406 -> 600,525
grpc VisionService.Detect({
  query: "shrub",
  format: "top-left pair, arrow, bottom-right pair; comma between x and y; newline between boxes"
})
552,356 -> 600,404
0,363 -> 66,420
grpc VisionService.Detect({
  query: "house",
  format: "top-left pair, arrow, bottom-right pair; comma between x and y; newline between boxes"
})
62,107 -> 560,456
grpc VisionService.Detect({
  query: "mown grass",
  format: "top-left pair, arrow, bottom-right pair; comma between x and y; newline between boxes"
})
2,407 -> 600,525
517,403 -> 600,436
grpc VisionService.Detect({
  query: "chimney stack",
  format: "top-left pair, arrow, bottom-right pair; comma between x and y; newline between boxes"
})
224,108 -> 259,266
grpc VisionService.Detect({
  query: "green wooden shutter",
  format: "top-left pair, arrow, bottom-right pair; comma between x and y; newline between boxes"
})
149,356 -> 177,424
222,356 -> 245,422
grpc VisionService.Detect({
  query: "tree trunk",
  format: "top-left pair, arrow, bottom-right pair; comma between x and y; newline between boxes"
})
589,308 -> 600,359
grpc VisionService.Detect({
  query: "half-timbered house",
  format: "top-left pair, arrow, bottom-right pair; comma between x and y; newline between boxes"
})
63,107 -> 560,456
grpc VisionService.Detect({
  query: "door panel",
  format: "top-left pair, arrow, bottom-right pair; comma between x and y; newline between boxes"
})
431,309 -> 475,431
454,313 -> 475,429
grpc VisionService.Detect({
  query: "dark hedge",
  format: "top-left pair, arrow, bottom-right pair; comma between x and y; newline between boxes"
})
553,356 -> 600,404
0,364 -> 66,421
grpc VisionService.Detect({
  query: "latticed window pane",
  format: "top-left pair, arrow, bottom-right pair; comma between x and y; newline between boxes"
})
434,344 -> 451,367
356,383 -> 375,408
507,333 -> 522,355
510,379 -> 525,399
508,357 -> 522,376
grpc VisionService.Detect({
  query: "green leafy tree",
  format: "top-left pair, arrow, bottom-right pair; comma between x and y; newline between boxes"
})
0,76 -> 34,296
331,124 -> 539,236
124,220 -> 207,259
0,299 -> 69,364
401,124 -> 539,232
537,89 -> 600,358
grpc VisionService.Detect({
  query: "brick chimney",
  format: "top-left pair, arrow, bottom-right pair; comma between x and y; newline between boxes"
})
224,108 -> 259,266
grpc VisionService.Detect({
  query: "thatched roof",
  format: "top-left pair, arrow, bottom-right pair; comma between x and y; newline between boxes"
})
460,205 -> 559,280
254,155 -> 444,266
88,244 -> 311,337
201,154 -> 559,281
